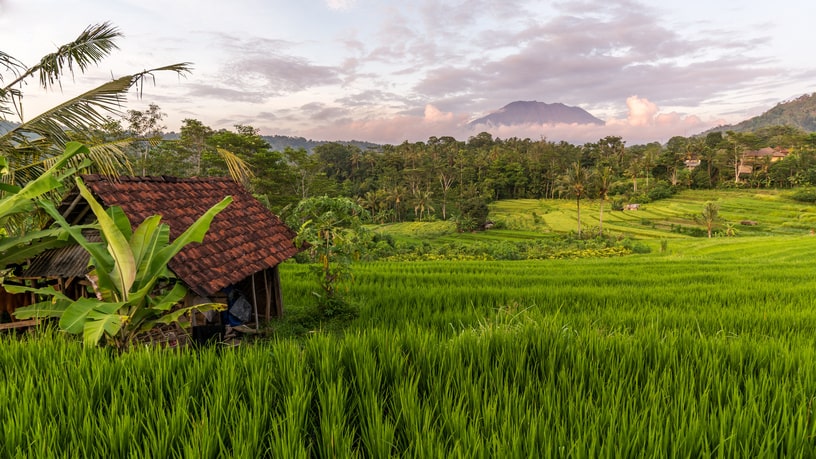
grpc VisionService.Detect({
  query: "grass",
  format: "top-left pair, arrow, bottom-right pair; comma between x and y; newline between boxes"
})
4,190 -> 816,456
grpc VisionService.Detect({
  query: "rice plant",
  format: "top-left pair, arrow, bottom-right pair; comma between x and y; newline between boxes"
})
2,236 -> 816,456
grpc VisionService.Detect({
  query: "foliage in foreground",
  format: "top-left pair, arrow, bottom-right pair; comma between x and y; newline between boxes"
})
2,314 -> 816,457
4,237 -> 816,456
0,142 -> 89,267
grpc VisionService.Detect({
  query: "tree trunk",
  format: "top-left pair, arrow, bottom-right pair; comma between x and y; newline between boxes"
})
576,195 -> 582,238
598,199 -> 604,236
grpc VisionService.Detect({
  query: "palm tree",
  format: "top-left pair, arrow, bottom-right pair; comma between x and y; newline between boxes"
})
0,22 -> 191,191
595,165 -> 613,236
412,189 -> 434,222
697,201 -> 720,238
561,162 -> 590,238
388,185 -> 407,222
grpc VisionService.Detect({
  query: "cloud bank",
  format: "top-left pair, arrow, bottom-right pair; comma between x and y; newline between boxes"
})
303,96 -> 724,146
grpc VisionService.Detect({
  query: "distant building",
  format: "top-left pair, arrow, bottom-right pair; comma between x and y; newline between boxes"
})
739,147 -> 789,176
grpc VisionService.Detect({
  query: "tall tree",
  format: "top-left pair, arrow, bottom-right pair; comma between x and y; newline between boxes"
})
126,103 -> 166,175
594,165 -> 613,236
179,118 -> 214,176
561,162 -> 591,238
661,136 -> 688,186
724,131 -> 760,184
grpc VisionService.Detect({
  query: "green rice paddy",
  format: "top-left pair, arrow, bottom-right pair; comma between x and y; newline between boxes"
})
3,190 -> 816,456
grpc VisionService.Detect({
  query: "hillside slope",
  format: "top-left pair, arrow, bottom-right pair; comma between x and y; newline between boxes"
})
706,93 -> 816,134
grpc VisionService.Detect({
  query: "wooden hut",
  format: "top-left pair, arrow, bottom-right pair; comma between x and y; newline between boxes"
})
19,175 -> 299,330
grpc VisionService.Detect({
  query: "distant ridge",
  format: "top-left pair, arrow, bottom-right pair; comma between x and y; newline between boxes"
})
704,92 -> 816,134
161,133 -> 381,153
469,100 -> 604,127
262,135 -> 380,153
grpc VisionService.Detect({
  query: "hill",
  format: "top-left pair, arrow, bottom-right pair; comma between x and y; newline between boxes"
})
705,92 -> 816,134
469,100 -> 604,127
262,135 -> 380,153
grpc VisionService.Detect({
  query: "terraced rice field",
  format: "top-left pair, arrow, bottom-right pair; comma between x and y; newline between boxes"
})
3,211 -> 816,456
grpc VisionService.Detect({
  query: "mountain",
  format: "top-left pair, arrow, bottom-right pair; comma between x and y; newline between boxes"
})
469,100 -> 604,127
706,93 -> 816,134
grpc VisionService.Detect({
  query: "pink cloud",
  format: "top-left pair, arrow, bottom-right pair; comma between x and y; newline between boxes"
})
463,96 -> 726,144
302,104 -> 468,144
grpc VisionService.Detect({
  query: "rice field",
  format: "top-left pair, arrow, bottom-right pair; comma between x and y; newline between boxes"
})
2,235 -> 816,456
487,189 -> 816,239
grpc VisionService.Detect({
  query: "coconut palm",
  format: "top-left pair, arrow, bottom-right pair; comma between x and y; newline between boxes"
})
595,165 -> 613,236
561,162 -> 591,238
0,22 -> 190,231
697,201 -> 721,238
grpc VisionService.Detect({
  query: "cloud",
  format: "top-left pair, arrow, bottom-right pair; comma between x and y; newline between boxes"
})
624,96 -> 658,127
407,0 -> 781,121
201,34 -> 344,97
298,96 -> 723,146
301,104 -> 468,144
326,0 -> 357,10
185,84 -> 268,103
468,96 -> 723,145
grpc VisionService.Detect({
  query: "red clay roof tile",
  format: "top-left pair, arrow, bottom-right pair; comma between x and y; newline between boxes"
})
75,175 -> 298,296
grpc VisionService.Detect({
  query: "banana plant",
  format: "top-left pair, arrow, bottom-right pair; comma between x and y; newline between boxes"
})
0,141 -> 91,267
12,177 -> 232,348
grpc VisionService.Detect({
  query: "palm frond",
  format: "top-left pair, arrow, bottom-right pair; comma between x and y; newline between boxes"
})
85,139 -> 134,176
0,51 -> 26,81
4,22 -> 121,93
1,64 -> 191,163
216,147 -> 255,188
0,50 -> 25,118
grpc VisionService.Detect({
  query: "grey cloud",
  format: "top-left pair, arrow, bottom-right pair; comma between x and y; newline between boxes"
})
297,102 -> 350,122
203,32 -> 344,95
185,83 -> 268,103
230,55 -> 342,94
255,111 -> 278,121
411,0 -> 783,117
335,90 -> 411,107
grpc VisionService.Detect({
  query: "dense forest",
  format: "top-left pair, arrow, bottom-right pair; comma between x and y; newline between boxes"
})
113,104 -> 816,230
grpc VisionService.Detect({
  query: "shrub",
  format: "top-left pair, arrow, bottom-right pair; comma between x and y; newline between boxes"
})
791,188 -> 816,203
647,181 -> 675,201
457,196 -> 489,231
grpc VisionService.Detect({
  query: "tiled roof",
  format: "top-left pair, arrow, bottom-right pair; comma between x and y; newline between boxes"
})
22,230 -> 99,279
55,175 -> 298,296
742,147 -> 789,158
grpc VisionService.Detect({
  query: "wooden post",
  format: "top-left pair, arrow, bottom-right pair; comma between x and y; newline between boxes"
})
272,265 -> 283,317
251,272 -> 259,332
264,268 -> 272,321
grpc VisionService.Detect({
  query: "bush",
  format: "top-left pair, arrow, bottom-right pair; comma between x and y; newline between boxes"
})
457,196 -> 489,231
791,188 -> 816,203
647,181 -> 675,201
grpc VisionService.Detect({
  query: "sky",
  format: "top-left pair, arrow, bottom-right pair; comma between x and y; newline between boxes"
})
1,0 -> 814,146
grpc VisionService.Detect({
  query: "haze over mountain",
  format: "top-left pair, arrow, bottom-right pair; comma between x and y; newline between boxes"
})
469,101 -> 604,127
